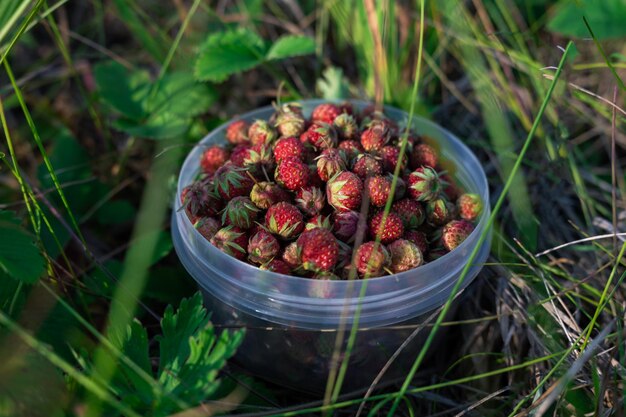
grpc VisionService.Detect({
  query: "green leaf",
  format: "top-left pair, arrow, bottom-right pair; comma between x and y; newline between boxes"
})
114,114 -> 189,140
95,200 -> 136,225
195,28 -> 267,82
548,0 -> 626,40
265,35 -> 316,60
316,66 -> 350,100
94,61 -> 149,120
146,72 -> 217,118
0,211 -> 45,284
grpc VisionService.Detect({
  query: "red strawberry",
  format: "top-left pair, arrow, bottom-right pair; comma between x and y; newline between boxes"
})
230,144 -> 251,167
426,198 -> 449,226
338,139 -> 364,161
181,180 -> 222,221
297,228 -> 339,272
440,173 -> 461,202
194,217 -> 221,241
282,242 -> 301,268
352,154 -> 383,179
248,119 -> 277,146
392,199 -> 425,229
300,122 -> 337,150
295,186 -> 325,216
389,173 -> 406,200
250,181 -> 290,209
265,202 -> 304,239
441,220 -> 474,251
311,103 -> 342,124
260,259 -> 292,274
248,229 -> 280,264
380,145 -> 407,173
210,226 -> 248,260
456,193 -> 483,221
275,157 -> 309,191
213,165 -> 254,200
354,241 -> 390,278
407,166 -> 441,201
388,239 -> 423,273
307,163 -> 324,188
410,143 -> 438,169
226,119 -> 250,145
274,103 -> 306,137
332,210 -> 362,243
221,196 -> 259,229
333,113 -> 359,140
365,175 -> 392,207
316,148 -> 347,182
368,211 -> 404,244
404,230 -> 429,255
360,119 -> 390,152
305,214 -> 332,231
274,136 -> 305,163
326,171 -> 363,212
243,144 -> 274,177
200,145 -> 230,175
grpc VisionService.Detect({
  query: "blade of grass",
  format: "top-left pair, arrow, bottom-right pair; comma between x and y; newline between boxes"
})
583,17 -> 625,91
0,0 -> 31,45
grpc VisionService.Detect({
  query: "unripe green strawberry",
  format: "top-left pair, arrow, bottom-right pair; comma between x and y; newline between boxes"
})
274,103 -> 306,137
338,139 -> 364,161
388,239 -> 423,273
442,220 -> 474,251
404,230 -> 429,255
305,214 -> 332,231
213,165 -> 254,200
295,186 -> 325,216
426,198 -> 449,226
300,122 -> 338,150
312,103 -> 342,124
226,119 -> 250,144
260,259 -> 292,274
360,119 -> 391,152
248,119 -> 277,146
274,136 -> 305,163
392,199 -> 425,229
407,166 -> 441,201
221,196 -> 259,229
297,228 -> 339,272
351,154 -> 383,179
250,181 -> 290,209
265,202 -> 304,239
200,145 -> 230,175
282,241 -> 301,269
410,143 -> 438,169
326,171 -> 363,212
275,157 -> 309,191
368,211 -> 404,244
194,217 -> 220,241
210,225 -> 248,260
365,175 -> 392,207
333,113 -> 359,140
316,148 -> 347,182
354,241 -> 390,278
248,229 -> 280,264
457,193 -> 483,221
379,145 -> 407,173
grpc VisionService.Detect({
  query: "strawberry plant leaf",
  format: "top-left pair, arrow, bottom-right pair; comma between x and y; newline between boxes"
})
0,210 -> 45,284
94,61 -> 149,120
265,35 -> 316,60
316,66 -> 350,100
195,28 -> 267,82
145,71 -> 218,118
548,0 -> 626,40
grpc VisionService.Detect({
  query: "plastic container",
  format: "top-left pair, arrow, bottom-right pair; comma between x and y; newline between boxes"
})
171,99 -> 491,393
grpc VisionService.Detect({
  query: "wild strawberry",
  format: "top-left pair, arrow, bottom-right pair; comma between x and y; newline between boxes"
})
404,230 -> 428,255
442,220 -> 474,251
316,148 -> 347,182
248,229 -> 280,264
333,113 -> 359,140
275,157 -> 309,191
213,165 -> 254,200
338,139 -> 364,161
295,186 -> 325,216
351,154 -> 383,179
326,171 -> 363,212
410,143 -> 438,169
260,259 -> 292,274
338,101 -> 354,115
210,225 -> 248,260
360,119 -> 391,152
230,144 -> 251,167
307,163 -> 324,188
250,181 -> 289,209
221,196 -> 259,229
300,122 -> 337,150
389,173 -> 406,200
354,241 -> 390,278
368,211 -> 404,244
226,119 -> 249,145
265,202 -> 304,239
297,228 -> 339,272
388,239 -> 423,273
282,242 -> 301,268
457,193 -> 483,221
311,103 -> 342,124
274,136 -> 305,163
181,180 -> 222,220
380,145 -> 407,173
392,199 -> 425,229
274,103 -> 306,137
194,217 -> 221,241
365,175 -> 392,207
441,173 -> 461,201
305,214 -> 332,231
407,166 -> 441,201
248,119 -> 277,146
200,145 -> 230,175
243,144 -> 274,177
426,198 -> 449,226
332,210 -> 362,243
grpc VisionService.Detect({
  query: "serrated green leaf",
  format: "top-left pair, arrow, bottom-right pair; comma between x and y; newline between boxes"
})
265,35 -> 316,60
94,61 -> 149,120
195,28 -> 267,82
316,66 -> 350,100
548,0 -> 626,40
0,211 -> 45,284
145,71 -> 217,118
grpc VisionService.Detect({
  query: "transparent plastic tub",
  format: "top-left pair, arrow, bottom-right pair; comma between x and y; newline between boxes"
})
171,99 -> 491,393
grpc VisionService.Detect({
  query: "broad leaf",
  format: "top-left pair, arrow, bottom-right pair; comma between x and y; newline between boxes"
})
0,211 -> 45,284
265,35 -> 316,60
548,0 -> 626,40
146,72 -> 217,118
94,61 -> 149,120
316,66 -> 350,100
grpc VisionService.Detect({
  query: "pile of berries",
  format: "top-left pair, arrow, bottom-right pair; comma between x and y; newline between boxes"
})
181,102 -> 483,279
